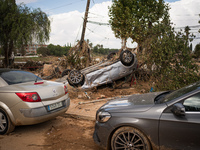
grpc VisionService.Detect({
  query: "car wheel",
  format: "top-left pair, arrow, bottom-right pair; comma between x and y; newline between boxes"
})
107,52 -> 117,60
111,127 -> 151,150
120,50 -> 134,66
0,108 -> 15,135
62,69 -> 71,77
67,70 -> 84,86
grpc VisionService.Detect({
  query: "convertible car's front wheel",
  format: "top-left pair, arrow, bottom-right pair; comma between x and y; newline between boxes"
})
120,50 -> 134,66
67,70 -> 84,86
111,127 -> 151,150
0,108 -> 15,135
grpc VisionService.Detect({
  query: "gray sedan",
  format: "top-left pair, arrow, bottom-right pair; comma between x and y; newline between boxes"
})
93,81 -> 200,150
0,69 -> 70,135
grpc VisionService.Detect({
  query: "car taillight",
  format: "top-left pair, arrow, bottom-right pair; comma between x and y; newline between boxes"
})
16,92 -> 41,102
64,85 -> 68,95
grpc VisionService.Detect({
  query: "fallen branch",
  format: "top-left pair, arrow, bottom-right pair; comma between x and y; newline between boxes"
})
77,95 -> 134,105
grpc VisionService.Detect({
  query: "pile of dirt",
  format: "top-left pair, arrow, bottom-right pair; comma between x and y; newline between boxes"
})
67,81 -> 150,100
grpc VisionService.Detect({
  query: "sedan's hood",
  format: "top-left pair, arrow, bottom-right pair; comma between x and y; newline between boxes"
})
101,92 -> 164,113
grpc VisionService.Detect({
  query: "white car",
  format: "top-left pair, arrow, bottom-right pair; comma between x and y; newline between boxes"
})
0,69 -> 70,134
65,50 -> 137,89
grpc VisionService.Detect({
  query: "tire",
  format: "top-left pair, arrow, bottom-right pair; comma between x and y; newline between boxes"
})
62,69 -> 71,77
107,52 -> 117,60
67,70 -> 84,86
120,50 -> 134,66
111,127 -> 151,150
0,108 -> 15,135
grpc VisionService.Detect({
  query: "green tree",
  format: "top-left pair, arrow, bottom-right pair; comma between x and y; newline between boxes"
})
109,0 -> 200,90
109,0 -> 166,51
0,0 -> 50,67
194,43 -> 200,58
147,16 -> 199,90
47,44 -> 71,57
189,43 -> 193,51
37,47 -> 50,56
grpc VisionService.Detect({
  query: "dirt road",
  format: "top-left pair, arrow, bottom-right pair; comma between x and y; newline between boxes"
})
0,116 -> 104,150
0,81 -> 147,150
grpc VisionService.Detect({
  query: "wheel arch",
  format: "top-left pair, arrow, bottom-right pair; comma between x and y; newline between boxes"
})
0,102 -> 15,125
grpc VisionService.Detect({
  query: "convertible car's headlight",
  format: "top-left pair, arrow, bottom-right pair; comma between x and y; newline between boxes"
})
96,111 -> 111,123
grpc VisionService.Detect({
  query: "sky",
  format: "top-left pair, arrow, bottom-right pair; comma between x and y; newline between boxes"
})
15,0 -> 200,49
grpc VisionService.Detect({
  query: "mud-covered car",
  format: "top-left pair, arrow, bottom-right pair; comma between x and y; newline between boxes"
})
64,50 -> 137,89
93,81 -> 200,150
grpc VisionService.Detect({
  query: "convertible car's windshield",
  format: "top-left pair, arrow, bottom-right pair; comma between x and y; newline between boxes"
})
158,81 -> 200,103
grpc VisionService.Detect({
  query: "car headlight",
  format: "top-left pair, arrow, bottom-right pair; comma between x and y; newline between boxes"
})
96,111 -> 111,123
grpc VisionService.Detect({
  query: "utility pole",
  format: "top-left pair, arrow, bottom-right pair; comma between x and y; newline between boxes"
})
80,0 -> 90,50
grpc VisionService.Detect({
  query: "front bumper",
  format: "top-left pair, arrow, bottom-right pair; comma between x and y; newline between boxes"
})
93,120 -> 114,149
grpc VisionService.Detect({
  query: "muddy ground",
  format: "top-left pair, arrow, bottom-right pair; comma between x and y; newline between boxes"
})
0,117 -> 103,150
0,78 -> 150,150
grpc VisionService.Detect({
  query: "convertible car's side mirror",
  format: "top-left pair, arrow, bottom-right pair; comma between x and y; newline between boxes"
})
171,103 -> 185,116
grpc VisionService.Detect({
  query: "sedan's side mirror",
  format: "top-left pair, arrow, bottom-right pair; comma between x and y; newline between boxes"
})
171,103 -> 185,116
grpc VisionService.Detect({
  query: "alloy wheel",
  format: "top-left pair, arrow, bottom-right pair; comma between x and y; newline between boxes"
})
0,111 -> 7,132
113,131 -> 146,150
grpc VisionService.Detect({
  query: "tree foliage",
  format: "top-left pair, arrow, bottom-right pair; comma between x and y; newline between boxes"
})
149,26 -> 199,90
37,47 -> 50,56
109,0 -> 166,50
109,0 -> 200,91
93,44 -> 118,55
0,0 -> 50,67
194,43 -> 200,58
47,44 -> 71,56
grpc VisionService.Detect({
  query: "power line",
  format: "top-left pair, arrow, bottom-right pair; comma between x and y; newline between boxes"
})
88,20 -> 109,26
89,12 -> 107,18
86,26 -> 108,39
45,0 -> 85,12
171,14 -> 199,16
174,25 -> 200,29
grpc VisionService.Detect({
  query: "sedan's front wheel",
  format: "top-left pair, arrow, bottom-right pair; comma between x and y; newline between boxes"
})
111,127 -> 151,150
120,50 -> 134,66
0,108 -> 15,135
67,70 -> 84,86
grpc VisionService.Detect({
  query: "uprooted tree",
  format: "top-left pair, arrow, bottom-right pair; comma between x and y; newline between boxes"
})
0,0 -> 50,67
109,0 -> 200,91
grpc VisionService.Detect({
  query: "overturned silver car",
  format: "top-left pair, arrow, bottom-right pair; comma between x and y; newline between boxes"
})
65,50 -> 137,89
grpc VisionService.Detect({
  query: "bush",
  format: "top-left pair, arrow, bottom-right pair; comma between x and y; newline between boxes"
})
37,47 -> 50,56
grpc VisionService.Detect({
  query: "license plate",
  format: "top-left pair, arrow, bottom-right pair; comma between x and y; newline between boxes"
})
48,102 -> 63,111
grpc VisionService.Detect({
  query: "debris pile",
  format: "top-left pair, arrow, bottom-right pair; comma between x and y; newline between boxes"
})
22,60 -> 43,71
66,41 -> 91,70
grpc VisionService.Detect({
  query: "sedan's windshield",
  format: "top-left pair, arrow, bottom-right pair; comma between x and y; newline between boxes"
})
156,81 -> 200,103
0,70 -> 42,85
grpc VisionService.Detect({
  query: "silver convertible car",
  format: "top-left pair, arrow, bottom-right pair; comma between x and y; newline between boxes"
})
93,81 -> 200,150
66,50 -> 137,89
0,69 -> 70,135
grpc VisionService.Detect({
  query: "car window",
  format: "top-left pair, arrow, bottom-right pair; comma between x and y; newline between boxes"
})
183,93 -> 200,112
160,81 -> 200,103
0,70 -> 42,85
